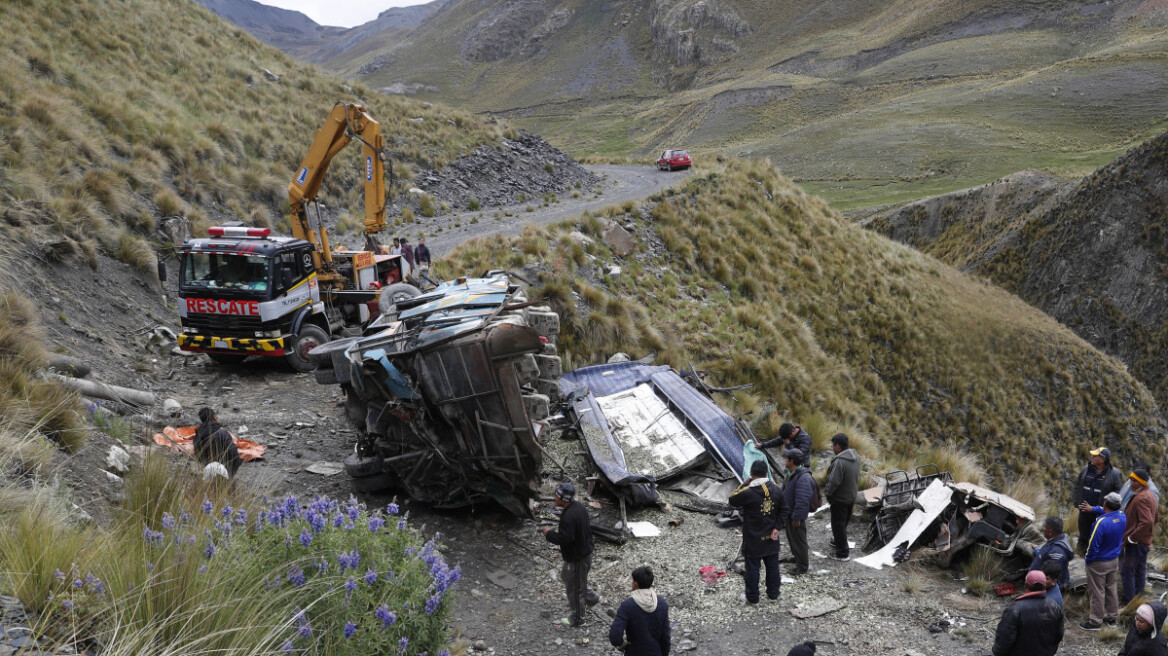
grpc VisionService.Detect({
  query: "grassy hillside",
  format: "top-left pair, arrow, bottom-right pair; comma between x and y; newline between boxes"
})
437,159 -> 1164,495
353,0 -> 1168,210
868,132 -> 1168,412
0,0 -> 502,271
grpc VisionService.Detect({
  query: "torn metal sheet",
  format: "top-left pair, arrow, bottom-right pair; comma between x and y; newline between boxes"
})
594,383 -> 707,479
949,482 -> 1036,523
790,598 -> 846,619
665,474 -> 738,505
856,479 -> 954,570
560,362 -> 748,503
305,461 -> 344,476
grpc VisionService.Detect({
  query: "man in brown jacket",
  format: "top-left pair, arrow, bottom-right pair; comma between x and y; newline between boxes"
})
1121,467 -> 1158,605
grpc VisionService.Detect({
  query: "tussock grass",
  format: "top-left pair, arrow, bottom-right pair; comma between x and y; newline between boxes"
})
962,548 -> 1002,596
900,566 -> 927,594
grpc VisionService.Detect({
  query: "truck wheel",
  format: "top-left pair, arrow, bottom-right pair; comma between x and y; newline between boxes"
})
207,353 -> 248,365
345,452 -> 384,478
377,283 -> 421,314
286,324 -> 329,373
352,472 -> 395,494
314,366 -> 338,385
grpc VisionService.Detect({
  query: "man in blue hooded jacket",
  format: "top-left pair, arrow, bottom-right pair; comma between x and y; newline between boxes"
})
1078,492 -> 1126,630
1029,516 -> 1073,591
608,566 -> 670,656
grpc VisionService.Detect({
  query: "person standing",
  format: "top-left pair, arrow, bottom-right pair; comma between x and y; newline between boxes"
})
823,433 -> 860,561
1041,560 -> 1064,608
1122,468 -> 1159,605
542,482 -> 599,626
728,460 -> 787,604
1029,516 -> 1073,592
1119,603 -> 1168,656
399,237 -> 415,269
414,238 -> 431,270
991,570 -> 1064,656
760,423 -> 812,468
389,237 -> 401,256
193,407 -> 241,477
1121,460 -> 1161,511
1073,447 -> 1123,553
782,449 -> 814,576
608,566 -> 670,656
1078,492 -> 1126,630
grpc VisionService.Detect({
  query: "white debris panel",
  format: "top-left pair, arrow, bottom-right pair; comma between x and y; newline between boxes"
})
595,384 -> 707,480
855,479 -> 954,570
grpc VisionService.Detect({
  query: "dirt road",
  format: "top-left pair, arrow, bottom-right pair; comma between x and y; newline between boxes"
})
424,165 -> 692,257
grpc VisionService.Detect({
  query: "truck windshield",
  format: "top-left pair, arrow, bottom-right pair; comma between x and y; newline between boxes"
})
181,253 -> 271,291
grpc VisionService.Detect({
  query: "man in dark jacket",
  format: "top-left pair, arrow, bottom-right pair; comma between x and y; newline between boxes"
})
414,238 -> 431,269
1079,492 -> 1126,630
1120,602 -> 1168,656
782,449 -> 814,576
193,407 -> 241,476
823,433 -> 860,561
1029,516 -> 1073,591
1074,446 -> 1123,553
991,570 -> 1064,656
728,460 -> 787,603
399,237 -> 415,268
1122,468 -> 1159,605
761,423 -> 812,468
608,566 -> 670,656
542,482 -> 599,626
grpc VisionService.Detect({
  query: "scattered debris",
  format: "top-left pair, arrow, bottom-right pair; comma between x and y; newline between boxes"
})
163,398 -> 182,416
305,461 -> 344,476
485,569 -> 518,590
202,462 -> 229,481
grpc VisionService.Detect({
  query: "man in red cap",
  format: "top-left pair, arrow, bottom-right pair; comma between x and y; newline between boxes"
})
991,570 -> 1064,656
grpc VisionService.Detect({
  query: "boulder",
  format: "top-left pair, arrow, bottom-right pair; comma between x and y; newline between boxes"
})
105,445 -> 131,474
601,222 -> 637,256
608,352 -> 630,363
163,398 -> 182,417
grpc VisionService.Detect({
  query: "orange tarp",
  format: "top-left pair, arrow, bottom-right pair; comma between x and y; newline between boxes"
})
152,425 -> 267,461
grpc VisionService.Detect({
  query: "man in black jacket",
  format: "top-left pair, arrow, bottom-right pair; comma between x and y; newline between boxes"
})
760,423 -> 812,468
728,459 -> 787,603
782,449 -> 815,575
1073,446 -> 1123,553
542,482 -> 599,626
414,238 -> 431,270
991,570 -> 1064,656
608,566 -> 670,656
193,407 -> 241,477
824,433 -> 860,561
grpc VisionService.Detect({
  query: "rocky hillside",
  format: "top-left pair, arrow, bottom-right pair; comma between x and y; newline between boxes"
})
867,131 -> 1168,410
438,158 -> 1166,494
265,0 -> 1168,211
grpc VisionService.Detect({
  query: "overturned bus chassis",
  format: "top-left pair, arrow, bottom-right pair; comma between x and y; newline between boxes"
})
309,274 -> 562,517
856,468 -> 1035,569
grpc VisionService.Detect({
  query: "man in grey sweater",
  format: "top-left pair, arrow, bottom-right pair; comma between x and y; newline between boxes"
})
823,433 -> 861,561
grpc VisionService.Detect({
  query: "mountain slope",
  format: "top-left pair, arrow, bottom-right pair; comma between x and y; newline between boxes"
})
438,159 -> 1165,493
193,0 -> 440,66
343,0 -> 1168,210
0,0 -> 498,271
868,131 -> 1168,410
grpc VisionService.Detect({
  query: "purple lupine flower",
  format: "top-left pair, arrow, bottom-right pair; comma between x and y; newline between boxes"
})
345,499 -> 360,522
266,576 -> 282,590
368,517 -> 385,534
425,592 -> 442,615
343,621 -> 357,640
199,565 -> 207,574
202,500 -> 213,515
221,505 -> 234,518
338,550 -> 360,571
374,605 -> 396,628
146,563 -> 154,570
53,569 -> 65,581
287,566 -> 306,587
333,514 -> 345,527
398,636 -> 409,654
398,520 -> 407,530
204,542 -> 216,559
297,623 -> 312,639
62,600 -> 74,611
364,569 -> 378,585
344,577 -> 357,594
315,558 -> 328,573
280,639 -> 293,653
179,510 -> 191,524
234,509 -> 248,525
73,579 -> 83,588
161,513 -> 176,529
438,651 -> 451,656
386,502 -> 399,515
299,530 -> 313,548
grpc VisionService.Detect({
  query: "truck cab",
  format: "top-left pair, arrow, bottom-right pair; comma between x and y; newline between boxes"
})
177,224 -> 414,370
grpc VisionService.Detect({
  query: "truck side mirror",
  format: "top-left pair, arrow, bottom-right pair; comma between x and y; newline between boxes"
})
157,260 -> 168,283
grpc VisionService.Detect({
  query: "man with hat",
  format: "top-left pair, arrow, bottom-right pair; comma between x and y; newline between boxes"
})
782,448 -> 816,576
1078,491 -> 1126,630
991,569 -> 1064,656
542,481 -> 599,626
1073,446 -> 1123,554
1122,467 -> 1159,605
728,459 -> 787,604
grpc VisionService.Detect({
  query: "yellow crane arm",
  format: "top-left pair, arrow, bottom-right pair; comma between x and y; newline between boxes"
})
287,102 -> 388,272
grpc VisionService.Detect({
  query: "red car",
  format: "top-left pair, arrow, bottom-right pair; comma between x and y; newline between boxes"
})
657,149 -> 691,171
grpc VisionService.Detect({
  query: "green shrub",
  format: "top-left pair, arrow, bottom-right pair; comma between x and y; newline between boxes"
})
419,195 -> 436,218
468,198 -> 480,211
402,208 -> 415,223
544,162 -> 554,174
